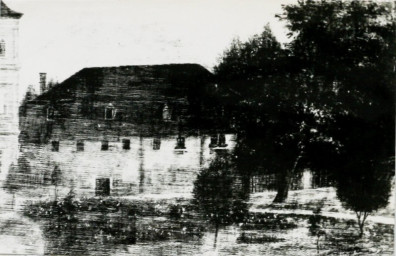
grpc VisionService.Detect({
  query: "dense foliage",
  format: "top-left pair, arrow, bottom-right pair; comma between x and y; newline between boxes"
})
214,0 -> 395,207
192,154 -> 248,226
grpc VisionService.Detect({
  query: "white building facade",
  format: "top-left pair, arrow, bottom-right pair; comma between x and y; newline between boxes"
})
18,134 -> 236,199
0,1 -> 22,178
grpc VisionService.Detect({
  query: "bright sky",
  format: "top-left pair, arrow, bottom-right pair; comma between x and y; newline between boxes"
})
6,0 -> 297,92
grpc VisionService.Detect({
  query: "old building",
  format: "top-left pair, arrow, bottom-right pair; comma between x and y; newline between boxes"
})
17,134 -> 236,198
0,0 -> 21,133
17,63 -> 235,198
20,64 -> 232,142
0,0 -> 22,178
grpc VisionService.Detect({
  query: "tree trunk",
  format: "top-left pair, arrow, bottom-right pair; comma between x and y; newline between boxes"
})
54,185 -> 58,202
213,223 -> 219,249
241,174 -> 251,200
273,155 -> 301,203
273,170 -> 292,203
356,211 -> 369,238
11,192 -> 15,210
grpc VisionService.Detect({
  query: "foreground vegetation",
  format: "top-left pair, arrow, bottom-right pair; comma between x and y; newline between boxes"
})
23,188 -> 393,255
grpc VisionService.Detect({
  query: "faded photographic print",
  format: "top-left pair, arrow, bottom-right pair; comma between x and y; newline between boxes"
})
0,0 -> 394,255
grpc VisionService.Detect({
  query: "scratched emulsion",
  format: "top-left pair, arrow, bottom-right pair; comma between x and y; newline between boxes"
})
0,0 -> 395,255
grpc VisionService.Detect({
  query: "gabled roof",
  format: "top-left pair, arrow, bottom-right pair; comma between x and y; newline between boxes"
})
34,63 -> 214,102
0,0 -> 23,19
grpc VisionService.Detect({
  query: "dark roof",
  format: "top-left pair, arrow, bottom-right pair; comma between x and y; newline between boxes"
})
0,1 -> 23,19
35,63 -> 214,102
81,63 -> 212,76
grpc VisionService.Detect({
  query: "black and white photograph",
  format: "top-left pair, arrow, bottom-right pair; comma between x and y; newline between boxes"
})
0,0 -> 394,255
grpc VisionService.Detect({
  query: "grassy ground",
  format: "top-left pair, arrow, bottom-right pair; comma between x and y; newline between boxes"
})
246,187 -> 394,255
250,187 -> 394,220
21,186 -> 394,255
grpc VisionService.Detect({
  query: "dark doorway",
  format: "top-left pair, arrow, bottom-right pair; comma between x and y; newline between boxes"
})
77,140 -> 84,151
122,139 -> 130,150
51,141 -> 59,152
96,178 -> 110,196
101,140 -> 109,151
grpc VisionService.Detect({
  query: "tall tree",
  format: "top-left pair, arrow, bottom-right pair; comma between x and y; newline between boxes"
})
279,0 -> 395,144
215,25 -> 283,83
276,0 -> 395,201
214,26 -> 309,203
215,0 -> 395,203
192,153 -> 247,247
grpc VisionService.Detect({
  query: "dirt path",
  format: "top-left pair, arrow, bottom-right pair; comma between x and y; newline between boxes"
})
249,187 -> 394,225
249,208 -> 394,225
0,190 -> 45,255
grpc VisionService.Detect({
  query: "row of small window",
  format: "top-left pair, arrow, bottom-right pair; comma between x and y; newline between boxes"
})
51,138 -> 162,152
50,135 -> 228,152
48,103 -> 172,121
47,105 -> 119,121
104,104 -> 173,121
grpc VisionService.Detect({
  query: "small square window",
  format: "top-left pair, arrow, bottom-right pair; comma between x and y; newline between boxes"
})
101,140 -> 109,151
77,140 -> 84,151
105,104 -> 116,120
175,136 -> 186,149
47,107 -> 55,121
162,104 -> 172,121
153,138 -> 161,150
209,135 -> 218,148
122,139 -> 130,150
218,134 -> 228,147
